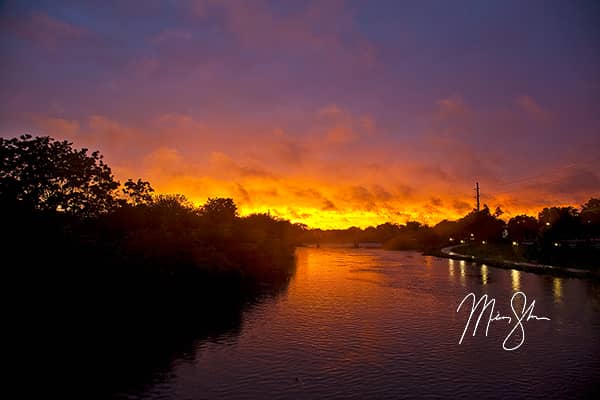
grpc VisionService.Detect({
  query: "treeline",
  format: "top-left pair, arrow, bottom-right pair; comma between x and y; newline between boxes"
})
297,200 -> 600,254
1,135 -> 300,395
294,196 -> 599,269
1,135 -> 300,283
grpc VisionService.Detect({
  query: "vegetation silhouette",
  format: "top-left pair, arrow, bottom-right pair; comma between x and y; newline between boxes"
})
1,135 -> 299,396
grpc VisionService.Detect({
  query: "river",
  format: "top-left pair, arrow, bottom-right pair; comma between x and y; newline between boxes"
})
115,247 -> 600,399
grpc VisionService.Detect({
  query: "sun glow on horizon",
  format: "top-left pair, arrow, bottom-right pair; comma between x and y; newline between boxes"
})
166,189 -> 554,230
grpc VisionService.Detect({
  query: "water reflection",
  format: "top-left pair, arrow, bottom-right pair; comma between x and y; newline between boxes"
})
511,269 -> 521,291
481,264 -> 488,285
110,264 -> 296,398
425,255 -> 432,268
120,249 -> 600,399
553,277 -> 563,302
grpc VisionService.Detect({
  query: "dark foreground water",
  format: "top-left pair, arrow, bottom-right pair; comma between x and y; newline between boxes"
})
116,248 -> 600,399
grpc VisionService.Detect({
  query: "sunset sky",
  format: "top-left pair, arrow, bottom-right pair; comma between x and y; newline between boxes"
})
1,0 -> 599,228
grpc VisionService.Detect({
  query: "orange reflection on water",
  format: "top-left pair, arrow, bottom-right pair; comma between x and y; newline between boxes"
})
480,264 -> 488,285
459,260 -> 466,285
511,269 -> 521,291
291,248 -> 390,366
553,277 -> 562,302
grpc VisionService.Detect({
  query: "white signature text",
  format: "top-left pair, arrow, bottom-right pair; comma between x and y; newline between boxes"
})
457,291 -> 551,351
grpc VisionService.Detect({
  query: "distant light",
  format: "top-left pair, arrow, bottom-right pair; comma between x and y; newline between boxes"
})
546,222 -> 550,226
554,242 -> 559,247
482,240 -> 486,245
512,241 -> 518,246
460,239 -> 465,244
470,233 -> 474,237
449,237 -> 454,242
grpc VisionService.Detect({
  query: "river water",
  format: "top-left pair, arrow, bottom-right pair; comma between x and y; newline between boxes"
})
117,248 -> 600,399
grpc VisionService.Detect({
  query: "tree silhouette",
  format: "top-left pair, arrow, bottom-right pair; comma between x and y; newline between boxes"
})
494,206 -> 504,218
0,135 -> 118,216
507,215 -> 539,242
581,198 -> 600,225
200,197 -> 238,221
123,178 -> 154,206
538,206 -> 581,242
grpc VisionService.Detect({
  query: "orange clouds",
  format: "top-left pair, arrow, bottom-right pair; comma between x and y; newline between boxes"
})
33,115 -> 80,139
11,95 -> 600,229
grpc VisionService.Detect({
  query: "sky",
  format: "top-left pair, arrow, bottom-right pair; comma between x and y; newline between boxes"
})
1,0 -> 599,228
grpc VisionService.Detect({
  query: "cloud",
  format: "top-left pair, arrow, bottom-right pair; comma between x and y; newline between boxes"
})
271,132 -> 310,165
453,199 -> 472,213
1,12 -> 87,47
235,183 -> 251,204
156,113 -> 206,138
395,184 -> 413,198
210,152 -> 274,179
214,0 -> 345,52
151,28 -> 193,45
318,104 -> 343,117
413,164 -> 449,181
326,126 -> 357,144
321,198 -> 337,211
143,147 -> 186,177
86,115 -> 141,150
372,185 -> 393,201
33,115 -> 80,140
316,104 -> 374,145
543,166 -> 600,195
185,0 -> 376,72
516,95 -> 550,123
435,96 -> 470,120
430,197 -> 443,207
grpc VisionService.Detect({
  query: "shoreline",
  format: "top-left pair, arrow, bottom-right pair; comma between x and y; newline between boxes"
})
428,245 -> 600,280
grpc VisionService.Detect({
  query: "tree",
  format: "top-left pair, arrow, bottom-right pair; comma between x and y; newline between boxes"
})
0,135 -> 119,216
454,207 -> 505,241
580,198 -> 600,237
507,215 -> 539,242
151,194 -> 193,216
405,221 -> 422,231
538,206 -> 580,241
538,206 -> 579,225
581,198 -> 600,224
375,222 -> 400,242
200,198 -> 238,221
123,178 -> 154,206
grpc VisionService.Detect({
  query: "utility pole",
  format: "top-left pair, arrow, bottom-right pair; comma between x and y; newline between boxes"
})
475,182 -> 480,212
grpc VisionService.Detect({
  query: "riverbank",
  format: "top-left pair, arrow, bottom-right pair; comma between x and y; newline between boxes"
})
430,245 -> 600,279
